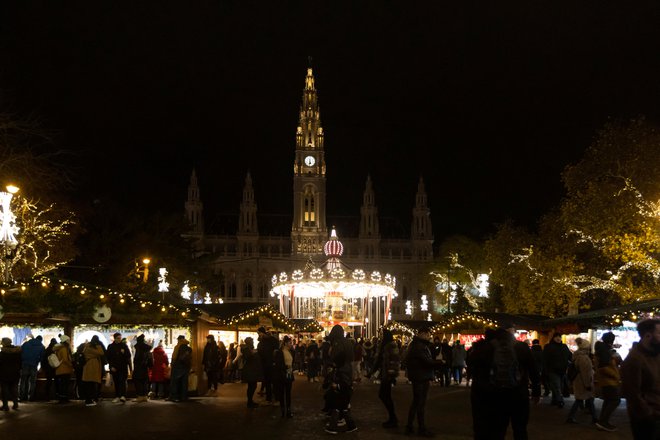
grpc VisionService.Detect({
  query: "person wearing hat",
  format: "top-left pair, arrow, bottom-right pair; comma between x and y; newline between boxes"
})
54,334 -> 74,403
594,331 -> 622,431
469,322 -> 540,439
566,337 -> 597,424
236,336 -> 263,408
106,332 -> 132,403
169,335 -> 192,402
542,332 -> 571,408
0,337 -> 21,411
132,334 -> 153,403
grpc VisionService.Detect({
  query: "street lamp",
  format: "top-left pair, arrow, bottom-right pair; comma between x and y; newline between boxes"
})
141,258 -> 150,283
0,184 -> 19,282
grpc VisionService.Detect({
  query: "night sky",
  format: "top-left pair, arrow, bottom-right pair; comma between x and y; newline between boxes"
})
2,1 -> 660,240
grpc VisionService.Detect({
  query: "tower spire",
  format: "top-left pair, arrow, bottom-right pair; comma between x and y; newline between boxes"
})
292,63 -> 328,255
185,168 -> 203,235
411,176 -> 433,259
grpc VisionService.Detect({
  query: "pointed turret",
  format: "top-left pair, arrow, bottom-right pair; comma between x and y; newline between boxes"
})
184,169 -> 203,235
359,175 -> 380,259
238,172 -> 258,235
411,177 -> 433,259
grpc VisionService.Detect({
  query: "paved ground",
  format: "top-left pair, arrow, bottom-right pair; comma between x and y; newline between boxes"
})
0,377 -> 632,440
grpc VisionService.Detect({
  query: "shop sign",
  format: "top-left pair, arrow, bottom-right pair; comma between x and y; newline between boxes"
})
258,316 -> 273,328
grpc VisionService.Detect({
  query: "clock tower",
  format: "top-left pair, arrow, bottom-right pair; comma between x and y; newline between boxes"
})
291,65 -> 327,254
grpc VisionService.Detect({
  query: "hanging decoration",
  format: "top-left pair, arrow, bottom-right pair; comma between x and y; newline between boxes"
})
158,268 -> 169,292
92,305 -> 112,323
180,281 -> 191,300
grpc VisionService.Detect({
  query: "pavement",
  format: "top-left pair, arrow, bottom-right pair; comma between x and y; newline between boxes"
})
0,376 -> 633,440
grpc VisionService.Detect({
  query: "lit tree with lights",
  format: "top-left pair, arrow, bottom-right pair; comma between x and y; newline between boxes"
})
486,118 -> 660,316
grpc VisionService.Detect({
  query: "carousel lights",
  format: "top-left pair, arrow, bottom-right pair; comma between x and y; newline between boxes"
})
279,272 -> 288,282
371,271 -> 382,282
352,269 -> 365,280
310,268 -> 324,279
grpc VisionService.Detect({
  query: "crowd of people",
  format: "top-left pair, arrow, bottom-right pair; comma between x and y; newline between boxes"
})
0,319 -> 658,439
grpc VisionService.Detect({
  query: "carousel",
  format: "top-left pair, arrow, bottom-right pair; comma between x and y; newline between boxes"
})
270,229 -> 398,338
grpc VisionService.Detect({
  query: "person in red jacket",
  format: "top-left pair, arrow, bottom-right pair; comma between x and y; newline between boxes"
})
149,341 -> 170,399
621,318 -> 660,439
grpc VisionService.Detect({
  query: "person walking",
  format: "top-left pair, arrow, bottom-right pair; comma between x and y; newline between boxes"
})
324,324 -> 357,434
54,335 -> 73,403
542,332 -> 571,408
469,323 -> 540,440
149,340 -> 169,399
236,336 -> 263,408
132,334 -> 153,403
566,337 -> 597,424
256,327 -> 278,404
0,337 -> 21,411
106,332 -> 132,403
169,335 -> 192,402
19,335 -> 44,402
372,328 -> 400,429
202,335 -> 222,395
273,335 -> 295,418
81,335 -> 105,406
404,327 -> 440,437
621,318 -> 660,439
593,331 -> 621,431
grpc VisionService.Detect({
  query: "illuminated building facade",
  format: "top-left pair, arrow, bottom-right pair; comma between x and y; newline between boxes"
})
184,66 -> 434,320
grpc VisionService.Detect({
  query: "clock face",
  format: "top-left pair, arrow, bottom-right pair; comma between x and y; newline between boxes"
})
304,155 -> 316,166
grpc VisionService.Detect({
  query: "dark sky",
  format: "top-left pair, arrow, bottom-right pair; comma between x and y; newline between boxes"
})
2,1 -> 660,240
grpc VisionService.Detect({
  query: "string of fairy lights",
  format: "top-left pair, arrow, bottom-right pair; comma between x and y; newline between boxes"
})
430,313 -> 499,334
0,276 -> 200,319
224,304 -> 302,332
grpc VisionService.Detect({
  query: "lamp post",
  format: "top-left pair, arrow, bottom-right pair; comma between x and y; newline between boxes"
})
141,258 -> 150,283
0,185 -> 19,283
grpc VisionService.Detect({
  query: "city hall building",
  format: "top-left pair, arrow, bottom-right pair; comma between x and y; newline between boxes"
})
183,67 -> 434,319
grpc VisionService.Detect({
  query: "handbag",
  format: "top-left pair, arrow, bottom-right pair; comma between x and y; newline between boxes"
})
48,353 -> 61,369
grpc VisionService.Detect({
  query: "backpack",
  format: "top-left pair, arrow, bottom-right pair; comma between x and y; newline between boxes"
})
567,361 -> 579,382
489,338 -> 521,388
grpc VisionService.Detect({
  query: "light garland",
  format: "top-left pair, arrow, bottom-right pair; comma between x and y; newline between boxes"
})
0,276 -> 200,320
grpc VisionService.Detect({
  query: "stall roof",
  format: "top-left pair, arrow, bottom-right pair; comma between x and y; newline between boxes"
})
430,312 -> 550,334
542,298 -> 660,329
196,303 -> 298,333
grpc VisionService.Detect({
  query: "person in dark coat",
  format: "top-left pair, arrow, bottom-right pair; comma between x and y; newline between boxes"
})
470,323 -> 541,440
202,335 -> 222,394
529,339 -> 547,396
305,339 -> 321,382
169,335 -> 192,402
217,341 -> 227,385
404,327 -> 440,437
324,324 -> 357,434
439,339 -> 453,387
132,334 -> 153,403
273,335 -> 295,418
237,336 -> 263,408
256,327 -> 278,404
371,328 -> 400,428
19,335 -> 44,402
41,338 -> 57,400
542,332 -> 571,407
106,332 -> 132,403
0,338 -> 21,411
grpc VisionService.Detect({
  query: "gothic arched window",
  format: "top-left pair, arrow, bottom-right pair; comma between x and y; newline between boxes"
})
244,281 -> 253,298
